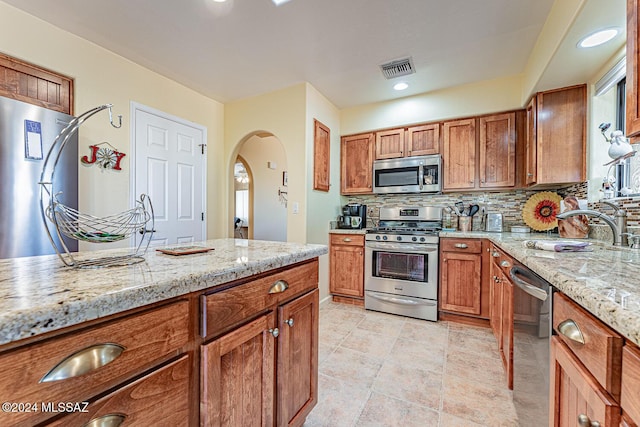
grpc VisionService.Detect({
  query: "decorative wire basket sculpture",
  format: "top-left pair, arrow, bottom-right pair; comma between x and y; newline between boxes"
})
39,104 -> 155,268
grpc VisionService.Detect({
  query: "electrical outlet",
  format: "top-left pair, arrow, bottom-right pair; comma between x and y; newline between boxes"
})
292,202 -> 299,214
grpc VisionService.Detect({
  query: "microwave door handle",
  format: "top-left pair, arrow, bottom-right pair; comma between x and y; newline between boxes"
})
418,165 -> 424,190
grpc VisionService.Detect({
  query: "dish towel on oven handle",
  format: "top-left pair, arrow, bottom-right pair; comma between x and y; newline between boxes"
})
522,240 -> 592,252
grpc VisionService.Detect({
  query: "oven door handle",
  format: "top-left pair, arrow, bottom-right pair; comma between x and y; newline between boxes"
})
366,291 -> 437,307
365,242 -> 438,252
509,266 -> 549,301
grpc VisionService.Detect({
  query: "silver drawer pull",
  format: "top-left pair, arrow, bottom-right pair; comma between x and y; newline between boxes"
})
577,414 -> 600,427
500,260 -> 511,268
454,243 -> 468,249
268,280 -> 289,294
83,414 -> 127,427
492,251 -> 500,257
40,343 -> 125,383
558,319 -> 585,345
285,318 -> 294,327
343,237 -> 352,242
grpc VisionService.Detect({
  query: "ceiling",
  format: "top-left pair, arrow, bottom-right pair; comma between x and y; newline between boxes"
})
0,0 -> 626,109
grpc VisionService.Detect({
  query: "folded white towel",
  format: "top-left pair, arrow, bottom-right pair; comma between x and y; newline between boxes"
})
522,240 -> 592,252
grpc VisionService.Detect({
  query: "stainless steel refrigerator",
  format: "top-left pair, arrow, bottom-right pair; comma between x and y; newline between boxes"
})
0,96 -> 78,258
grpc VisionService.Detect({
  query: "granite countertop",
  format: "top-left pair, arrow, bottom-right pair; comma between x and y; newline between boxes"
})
329,228 -> 368,234
441,231 -> 640,346
0,238 -> 327,346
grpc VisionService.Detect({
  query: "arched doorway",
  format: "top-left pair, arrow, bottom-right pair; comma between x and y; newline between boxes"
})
230,132 -> 287,242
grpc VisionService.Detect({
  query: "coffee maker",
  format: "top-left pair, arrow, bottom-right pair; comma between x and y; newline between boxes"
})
338,203 -> 367,229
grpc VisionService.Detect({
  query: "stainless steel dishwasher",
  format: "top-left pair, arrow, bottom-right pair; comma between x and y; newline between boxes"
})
509,264 -> 553,427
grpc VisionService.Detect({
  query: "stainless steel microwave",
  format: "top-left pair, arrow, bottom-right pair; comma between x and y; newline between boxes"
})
373,154 -> 442,194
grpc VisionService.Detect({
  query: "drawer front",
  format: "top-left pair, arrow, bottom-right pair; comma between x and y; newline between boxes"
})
47,355 -> 190,427
622,344 -> 640,423
553,293 -> 623,398
202,260 -> 319,339
441,238 -> 482,253
0,300 -> 189,426
330,234 -> 364,246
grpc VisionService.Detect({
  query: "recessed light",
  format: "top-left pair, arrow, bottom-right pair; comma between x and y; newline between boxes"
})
272,0 -> 292,5
578,28 -> 619,48
212,0 -> 227,2
393,82 -> 409,91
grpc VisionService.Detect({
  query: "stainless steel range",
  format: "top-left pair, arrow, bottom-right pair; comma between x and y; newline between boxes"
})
364,206 -> 442,321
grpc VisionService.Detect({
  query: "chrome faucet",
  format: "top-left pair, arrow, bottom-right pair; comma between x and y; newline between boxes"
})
556,200 -> 628,246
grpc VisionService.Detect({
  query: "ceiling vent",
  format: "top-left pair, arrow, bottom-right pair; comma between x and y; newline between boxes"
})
379,57 -> 415,80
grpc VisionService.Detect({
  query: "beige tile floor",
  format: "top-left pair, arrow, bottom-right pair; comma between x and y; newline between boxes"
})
304,301 -> 519,427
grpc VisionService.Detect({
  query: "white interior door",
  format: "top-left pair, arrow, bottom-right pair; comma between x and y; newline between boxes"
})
132,103 -> 206,247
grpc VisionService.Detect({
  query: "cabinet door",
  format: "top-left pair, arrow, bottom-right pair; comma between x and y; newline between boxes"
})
341,133 -> 374,194
201,313 -> 276,427
499,270 -> 514,390
550,336 -> 621,427
479,112 -> 515,188
329,240 -> 364,298
440,251 -> 481,315
277,289 -> 319,427
443,118 -> 476,190
536,85 -> 586,185
406,124 -> 440,156
489,259 -> 503,346
375,128 -> 405,159
628,0 -> 640,137
525,96 -> 538,185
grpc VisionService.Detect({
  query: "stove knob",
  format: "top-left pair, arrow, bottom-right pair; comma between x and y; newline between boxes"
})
396,236 -> 402,241
420,237 -> 425,242
412,237 -> 417,242
375,235 -> 381,240
383,236 -> 388,241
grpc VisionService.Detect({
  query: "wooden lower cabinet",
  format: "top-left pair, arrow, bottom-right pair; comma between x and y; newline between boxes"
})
622,344 -> 640,426
551,336 -> 621,427
201,289 -> 319,427
439,238 -> 489,318
329,234 -> 364,301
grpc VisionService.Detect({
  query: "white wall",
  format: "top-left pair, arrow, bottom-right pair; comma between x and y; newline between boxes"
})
238,135 -> 287,241
305,83 -> 342,302
340,75 -> 523,135
0,2 -> 225,249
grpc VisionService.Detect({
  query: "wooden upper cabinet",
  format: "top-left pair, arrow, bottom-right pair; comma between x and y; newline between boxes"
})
375,123 -> 440,160
528,85 -> 586,186
628,0 -> 640,138
443,118 -> 477,190
341,133 -> 374,194
0,53 -> 73,114
479,112 -> 516,188
313,119 -> 330,192
375,128 -> 405,159
406,123 -> 440,156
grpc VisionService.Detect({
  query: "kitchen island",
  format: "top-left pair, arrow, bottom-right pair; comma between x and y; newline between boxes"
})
0,238 -> 327,426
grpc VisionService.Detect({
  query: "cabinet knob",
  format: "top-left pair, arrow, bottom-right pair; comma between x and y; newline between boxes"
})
558,319 -> 586,345
85,414 -> 127,427
285,318 -> 294,327
500,260 -> 511,268
577,414 -> 600,427
454,243 -> 468,249
492,251 -> 500,257
40,343 -> 125,383
527,173 -> 534,177
269,328 -> 280,338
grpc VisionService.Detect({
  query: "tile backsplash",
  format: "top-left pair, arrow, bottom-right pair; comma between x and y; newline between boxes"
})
346,181 -> 640,237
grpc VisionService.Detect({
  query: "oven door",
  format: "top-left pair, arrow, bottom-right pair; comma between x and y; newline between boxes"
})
364,241 -> 438,300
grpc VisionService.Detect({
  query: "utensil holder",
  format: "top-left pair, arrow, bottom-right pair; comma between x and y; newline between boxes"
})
458,216 -> 471,232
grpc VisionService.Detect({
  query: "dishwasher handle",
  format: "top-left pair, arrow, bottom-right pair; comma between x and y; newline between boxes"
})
509,265 -> 549,301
